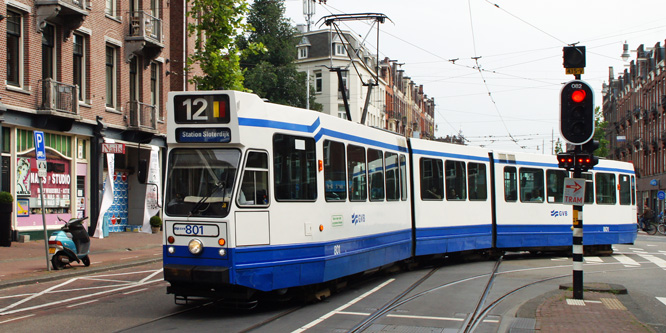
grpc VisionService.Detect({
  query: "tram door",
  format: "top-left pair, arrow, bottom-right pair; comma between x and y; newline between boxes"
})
235,151 -> 270,246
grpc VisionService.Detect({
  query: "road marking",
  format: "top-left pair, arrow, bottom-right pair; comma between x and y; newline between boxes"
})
657,297 -> 666,306
123,288 -> 148,295
584,257 -> 603,263
67,299 -> 98,308
0,314 -> 34,325
611,253 -> 641,267
637,254 -> 666,270
291,278 -> 394,333
0,278 -> 78,314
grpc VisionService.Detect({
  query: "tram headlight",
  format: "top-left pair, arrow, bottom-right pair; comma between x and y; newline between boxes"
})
188,239 -> 204,255
167,246 -> 175,254
219,249 -> 226,257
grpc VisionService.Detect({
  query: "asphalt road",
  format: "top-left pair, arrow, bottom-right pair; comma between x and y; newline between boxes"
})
1,236 -> 665,332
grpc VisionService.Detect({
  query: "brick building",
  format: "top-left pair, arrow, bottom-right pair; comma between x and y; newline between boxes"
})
602,41 -> 666,212
1,0 -> 198,240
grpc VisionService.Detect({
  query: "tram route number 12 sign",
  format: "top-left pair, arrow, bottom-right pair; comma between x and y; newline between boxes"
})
563,178 -> 585,205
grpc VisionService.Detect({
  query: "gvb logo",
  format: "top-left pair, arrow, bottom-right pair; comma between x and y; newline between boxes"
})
351,213 -> 366,225
551,210 -> 568,217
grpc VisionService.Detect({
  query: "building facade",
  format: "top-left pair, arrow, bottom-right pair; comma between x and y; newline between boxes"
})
602,41 -> 666,213
295,28 -> 435,138
1,0 -> 198,240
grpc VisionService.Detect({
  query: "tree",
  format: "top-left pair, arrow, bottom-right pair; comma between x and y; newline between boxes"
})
239,0 -> 322,110
186,0 -> 253,90
592,106 -> 609,157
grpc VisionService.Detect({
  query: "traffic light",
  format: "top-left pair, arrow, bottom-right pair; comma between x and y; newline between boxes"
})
563,46 -> 586,69
575,152 -> 597,171
557,152 -> 575,170
560,80 -> 594,144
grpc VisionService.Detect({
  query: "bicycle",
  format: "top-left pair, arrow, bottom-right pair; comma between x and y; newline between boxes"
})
656,217 -> 666,236
638,218 -> 657,235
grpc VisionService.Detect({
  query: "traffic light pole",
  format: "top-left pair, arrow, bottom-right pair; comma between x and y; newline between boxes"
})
572,147 -> 583,300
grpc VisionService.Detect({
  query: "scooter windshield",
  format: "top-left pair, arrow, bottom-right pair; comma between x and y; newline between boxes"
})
165,148 -> 241,217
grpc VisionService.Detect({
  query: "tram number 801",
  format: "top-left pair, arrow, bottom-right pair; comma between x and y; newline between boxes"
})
173,223 -> 219,237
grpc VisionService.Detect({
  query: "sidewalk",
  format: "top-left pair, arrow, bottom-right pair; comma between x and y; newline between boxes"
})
0,231 -> 162,290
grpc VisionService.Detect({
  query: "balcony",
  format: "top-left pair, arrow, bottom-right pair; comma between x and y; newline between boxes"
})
124,101 -> 158,142
35,0 -> 88,37
125,11 -> 164,65
36,78 -> 82,131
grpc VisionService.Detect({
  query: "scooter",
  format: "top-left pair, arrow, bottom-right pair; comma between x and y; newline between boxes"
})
48,216 -> 91,270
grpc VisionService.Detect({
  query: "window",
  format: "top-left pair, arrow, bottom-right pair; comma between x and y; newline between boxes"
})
400,155 -> 408,201
385,152 -> 400,201
129,57 -> 139,102
298,47 -> 308,59
42,24 -> 55,80
315,72 -> 322,93
468,163 -> 487,200
334,43 -> 347,56
73,34 -> 86,101
446,160 -> 466,200
106,45 -> 117,108
420,158 -> 443,200
546,170 -> 567,203
347,145 -> 367,201
324,140 -> 346,201
583,173 -> 594,204
520,168 -> 543,202
273,134 -> 316,201
504,167 -> 517,202
151,62 -> 161,120
631,176 -> 636,205
7,10 -> 23,87
105,0 -> 115,16
239,151 -> 269,206
619,174 -> 631,205
596,173 -> 616,204
368,149 -> 384,201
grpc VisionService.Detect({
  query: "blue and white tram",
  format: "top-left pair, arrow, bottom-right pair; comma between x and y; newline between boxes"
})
492,151 -> 637,251
163,91 -> 412,300
162,90 -> 637,302
409,139 -> 493,256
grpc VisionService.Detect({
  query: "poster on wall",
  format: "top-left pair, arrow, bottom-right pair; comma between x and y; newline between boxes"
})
17,158 -> 31,196
16,154 -> 72,228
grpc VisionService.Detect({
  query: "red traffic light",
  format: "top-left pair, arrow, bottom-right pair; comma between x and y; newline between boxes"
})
571,89 -> 586,103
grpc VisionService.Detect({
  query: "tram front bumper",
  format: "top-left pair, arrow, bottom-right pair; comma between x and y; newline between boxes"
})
164,264 -> 230,284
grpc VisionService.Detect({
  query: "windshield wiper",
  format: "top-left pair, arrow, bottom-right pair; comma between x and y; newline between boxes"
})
189,181 -> 226,216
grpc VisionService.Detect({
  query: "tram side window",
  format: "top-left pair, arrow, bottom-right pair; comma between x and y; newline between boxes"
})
368,149 -> 385,201
582,173 -> 594,204
323,140 -> 347,201
631,175 -> 636,205
546,170 -> 566,203
239,151 -> 269,206
420,158 -> 443,200
595,173 -> 616,204
504,167 -> 517,202
619,174 -> 631,205
385,152 -> 399,201
445,160 -> 466,200
467,163 -> 487,200
520,168 -> 543,203
347,145 -> 367,201
273,134 -> 317,201
400,155 -> 408,201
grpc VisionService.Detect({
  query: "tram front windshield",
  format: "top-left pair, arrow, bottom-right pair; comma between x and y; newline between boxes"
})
165,149 -> 241,217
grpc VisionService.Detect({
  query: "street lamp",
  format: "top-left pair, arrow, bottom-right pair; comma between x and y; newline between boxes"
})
621,41 -> 630,61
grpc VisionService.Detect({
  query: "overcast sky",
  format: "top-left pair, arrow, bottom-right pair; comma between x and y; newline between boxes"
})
282,0 -> 666,154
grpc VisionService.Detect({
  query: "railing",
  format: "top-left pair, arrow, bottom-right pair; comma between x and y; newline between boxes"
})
128,11 -> 161,42
36,0 -> 85,10
39,78 -> 79,115
126,101 -> 157,130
